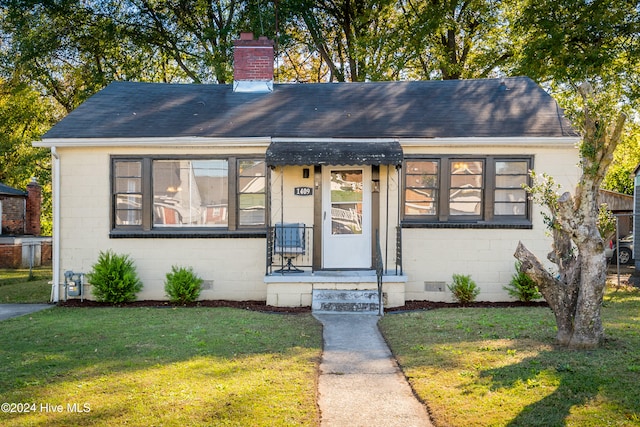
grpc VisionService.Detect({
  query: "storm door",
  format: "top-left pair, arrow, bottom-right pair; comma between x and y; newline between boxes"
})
322,166 -> 372,268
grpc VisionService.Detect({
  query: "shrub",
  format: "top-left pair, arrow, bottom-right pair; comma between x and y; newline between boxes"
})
504,261 -> 542,302
164,265 -> 203,304
87,250 -> 142,304
448,274 -> 480,304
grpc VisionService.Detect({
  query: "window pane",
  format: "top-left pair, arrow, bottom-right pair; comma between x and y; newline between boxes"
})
451,175 -> 482,188
495,203 -> 526,215
115,177 -> 141,193
406,161 -> 438,175
331,170 -> 363,234
153,160 -> 228,227
405,189 -> 437,215
239,176 -> 266,193
239,159 -> 265,174
449,160 -> 483,217
115,194 -> 142,225
114,160 -> 143,228
407,174 -> 437,188
450,189 -> 482,215
405,188 -> 436,202
496,175 -> 527,188
405,160 -> 438,217
115,209 -> 142,225
238,159 -> 266,226
451,161 -> 483,174
115,161 -> 141,177
495,160 -> 528,217
239,193 -> 265,210
496,161 -> 528,174
495,189 -> 526,202
239,206 -> 266,226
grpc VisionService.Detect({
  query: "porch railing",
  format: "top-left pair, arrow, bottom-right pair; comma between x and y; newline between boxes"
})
395,226 -> 403,275
375,230 -> 384,316
265,224 -> 403,276
266,224 -> 314,275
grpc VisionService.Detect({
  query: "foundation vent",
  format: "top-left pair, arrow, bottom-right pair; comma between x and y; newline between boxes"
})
424,281 -> 446,292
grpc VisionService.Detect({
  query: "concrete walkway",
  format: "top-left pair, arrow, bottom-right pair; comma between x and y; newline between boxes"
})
0,304 -> 53,321
314,314 -> 434,427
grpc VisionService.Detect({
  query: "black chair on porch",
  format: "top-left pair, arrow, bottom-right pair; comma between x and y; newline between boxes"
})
274,223 -> 305,273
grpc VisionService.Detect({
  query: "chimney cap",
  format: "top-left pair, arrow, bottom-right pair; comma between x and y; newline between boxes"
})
233,32 -> 274,47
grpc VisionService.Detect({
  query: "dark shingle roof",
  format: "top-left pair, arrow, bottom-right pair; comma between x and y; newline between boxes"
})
0,183 -> 27,196
43,77 -> 577,140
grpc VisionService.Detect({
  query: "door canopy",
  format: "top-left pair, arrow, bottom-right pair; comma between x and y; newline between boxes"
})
265,139 -> 403,167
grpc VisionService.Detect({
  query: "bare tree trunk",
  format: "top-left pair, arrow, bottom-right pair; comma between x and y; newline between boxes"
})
570,233 -> 607,348
514,241 -> 579,346
514,83 -> 626,349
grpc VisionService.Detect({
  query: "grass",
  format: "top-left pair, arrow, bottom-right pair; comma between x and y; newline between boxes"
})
379,285 -> 640,427
0,307 -> 322,426
0,266 -> 52,303
3,266 -> 639,425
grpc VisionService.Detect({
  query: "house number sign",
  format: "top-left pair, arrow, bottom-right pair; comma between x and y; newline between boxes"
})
294,187 -> 313,196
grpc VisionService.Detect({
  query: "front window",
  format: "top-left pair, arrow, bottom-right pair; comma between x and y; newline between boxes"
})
112,156 -> 265,235
405,160 -> 438,217
114,161 -> 142,226
153,160 -> 229,227
449,160 -> 483,217
238,160 -> 266,227
403,156 -> 531,227
494,161 -> 528,217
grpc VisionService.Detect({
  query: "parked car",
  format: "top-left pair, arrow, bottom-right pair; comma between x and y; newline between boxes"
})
605,234 -> 634,265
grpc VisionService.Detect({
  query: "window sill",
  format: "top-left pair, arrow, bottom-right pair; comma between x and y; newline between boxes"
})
110,229 -> 267,239
401,221 -> 532,229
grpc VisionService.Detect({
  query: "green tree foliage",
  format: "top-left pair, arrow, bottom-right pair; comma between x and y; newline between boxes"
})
400,0 -> 513,79
0,81 -> 57,234
1,1 -> 136,111
601,123 -> 640,195
512,0 -> 639,87
282,0 -> 404,82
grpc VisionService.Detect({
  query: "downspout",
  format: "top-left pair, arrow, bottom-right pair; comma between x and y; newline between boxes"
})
51,147 -> 60,303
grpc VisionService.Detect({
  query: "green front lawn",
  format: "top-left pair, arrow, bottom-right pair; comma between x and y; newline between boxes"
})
0,307 -> 322,426
380,286 -> 640,426
0,266 -> 52,303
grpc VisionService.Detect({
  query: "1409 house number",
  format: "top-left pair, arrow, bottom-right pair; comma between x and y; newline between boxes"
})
294,187 -> 313,196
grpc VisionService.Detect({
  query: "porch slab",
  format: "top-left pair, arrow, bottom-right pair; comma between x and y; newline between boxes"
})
264,271 -> 407,308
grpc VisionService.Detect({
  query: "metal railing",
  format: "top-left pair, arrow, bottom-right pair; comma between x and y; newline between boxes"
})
395,226 -> 403,275
375,229 -> 384,316
266,224 -> 314,275
265,224 -> 403,279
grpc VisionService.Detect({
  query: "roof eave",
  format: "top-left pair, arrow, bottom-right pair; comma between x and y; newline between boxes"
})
34,136 -> 272,148
399,136 -> 580,148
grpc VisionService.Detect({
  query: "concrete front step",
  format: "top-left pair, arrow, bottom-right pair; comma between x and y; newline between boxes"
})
312,289 -> 381,314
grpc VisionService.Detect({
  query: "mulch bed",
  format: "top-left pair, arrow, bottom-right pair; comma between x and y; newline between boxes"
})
58,298 -> 548,314
58,299 -> 311,313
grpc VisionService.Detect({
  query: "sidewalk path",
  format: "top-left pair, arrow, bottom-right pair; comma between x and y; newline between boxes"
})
0,304 -> 53,321
314,314 -> 434,427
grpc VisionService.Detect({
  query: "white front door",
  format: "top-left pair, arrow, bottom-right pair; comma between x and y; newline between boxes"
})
322,166 -> 372,269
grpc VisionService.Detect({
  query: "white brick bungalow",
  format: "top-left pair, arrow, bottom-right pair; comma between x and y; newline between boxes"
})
35,33 -> 580,307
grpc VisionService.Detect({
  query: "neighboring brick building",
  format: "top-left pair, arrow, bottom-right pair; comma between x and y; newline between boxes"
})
0,179 -> 51,268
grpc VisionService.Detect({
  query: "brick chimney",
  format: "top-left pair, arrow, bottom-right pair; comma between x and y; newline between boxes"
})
233,32 -> 275,93
25,177 -> 41,236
